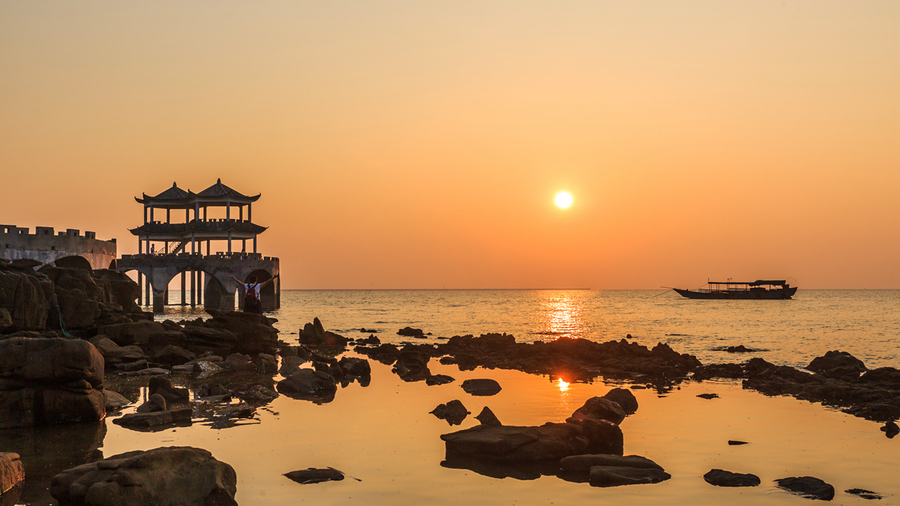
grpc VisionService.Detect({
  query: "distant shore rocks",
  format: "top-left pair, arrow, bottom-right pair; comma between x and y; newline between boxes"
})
50,446 -> 237,506
703,469 -> 760,487
398,326 -> 425,338
775,476 -> 835,501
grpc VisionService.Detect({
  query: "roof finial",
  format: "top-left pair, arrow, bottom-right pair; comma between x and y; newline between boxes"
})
217,178 -> 221,184
173,181 -> 177,187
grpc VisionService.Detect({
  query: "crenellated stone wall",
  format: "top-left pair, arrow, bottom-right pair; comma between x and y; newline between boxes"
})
0,225 -> 117,270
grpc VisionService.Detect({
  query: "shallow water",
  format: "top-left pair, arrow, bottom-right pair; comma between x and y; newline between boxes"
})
3,290 -> 898,504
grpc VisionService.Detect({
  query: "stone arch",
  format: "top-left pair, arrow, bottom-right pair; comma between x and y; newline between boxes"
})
243,269 -> 277,312
54,255 -> 92,271
203,274 -> 231,310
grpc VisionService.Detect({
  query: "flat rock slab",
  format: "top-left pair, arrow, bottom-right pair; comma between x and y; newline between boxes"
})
0,452 -> 24,495
589,466 -> 671,487
560,454 -> 663,472
284,468 -> 345,484
776,476 -> 835,500
704,469 -> 761,487
441,423 -> 587,462
50,446 -> 237,506
461,379 -> 502,396
112,408 -> 192,430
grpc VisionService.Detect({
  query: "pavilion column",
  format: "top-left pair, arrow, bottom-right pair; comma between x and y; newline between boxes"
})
198,271 -> 203,306
253,236 -> 257,254
190,271 -> 196,307
181,272 -> 186,306
137,272 -> 143,305
248,204 -> 252,223
228,231 -> 232,254
166,209 -> 170,223
144,206 -> 148,224
191,232 -> 196,254
226,202 -> 230,221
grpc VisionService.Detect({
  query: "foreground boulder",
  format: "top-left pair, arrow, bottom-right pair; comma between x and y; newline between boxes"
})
0,337 -> 106,428
204,310 -> 279,355
50,446 -> 237,506
441,423 -> 589,462
277,369 -> 337,403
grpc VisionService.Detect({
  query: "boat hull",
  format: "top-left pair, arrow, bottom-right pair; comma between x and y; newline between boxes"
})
674,287 -> 797,300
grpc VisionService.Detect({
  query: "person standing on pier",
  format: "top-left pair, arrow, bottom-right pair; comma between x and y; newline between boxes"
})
230,274 -> 278,314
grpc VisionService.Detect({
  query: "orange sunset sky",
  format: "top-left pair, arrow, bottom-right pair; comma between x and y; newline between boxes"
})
1,2 -> 898,289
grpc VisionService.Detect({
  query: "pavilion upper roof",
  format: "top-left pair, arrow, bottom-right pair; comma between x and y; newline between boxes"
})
135,179 -> 261,207
129,220 -> 267,237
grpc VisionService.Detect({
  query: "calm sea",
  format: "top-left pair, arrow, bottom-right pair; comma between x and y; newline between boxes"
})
87,288 -> 894,506
251,289 -> 900,370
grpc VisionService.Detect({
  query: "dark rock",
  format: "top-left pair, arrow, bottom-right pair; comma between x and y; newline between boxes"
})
357,334 -> 380,345
475,406 -> 502,426
398,326 -> 425,338
102,389 -> 131,411
204,309 -> 279,355
461,379 -> 502,396
112,408 -> 193,429
560,454 -> 663,472
0,452 -> 24,495
431,400 -> 470,425
0,270 -> 52,332
426,374 -> 455,386
256,353 -> 278,374
589,466 -> 671,487
298,317 -> 350,349
693,363 -> 745,381
279,355 -> 308,376
50,446 -> 236,505
704,469 -> 761,487
775,476 -> 835,500
807,350 -> 867,379
136,393 -> 167,413
284,468 -> 345,484
393,350 -> 431,381
277,369 -> 337,403
148,377 -> 189,403
728,440 -> 749,445
338,356 -> 371,378
602,388 -> 638,414
441,423 -> 588,462
698,393 -> 719,399
152,345 -> 195,366
880,420 -> 899,438
846,488 -> 882,500
0,337 -> 106,428
570,396 -> 626,425
354,343 -> 400,365
234,384 -> 278,405
563,416 -> 623,455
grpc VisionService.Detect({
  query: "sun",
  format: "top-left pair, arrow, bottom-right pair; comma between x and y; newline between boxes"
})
554,191 -> 573,209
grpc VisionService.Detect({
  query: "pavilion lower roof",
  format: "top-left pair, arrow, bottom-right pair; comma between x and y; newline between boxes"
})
129,220 -> 267,236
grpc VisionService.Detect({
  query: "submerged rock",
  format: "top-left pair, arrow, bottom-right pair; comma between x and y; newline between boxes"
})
50,446 -> 237,506
703,469 -> 761,487
284,468 -> 345,484
431,400 -> 469,425
775,476 -> 835,501
276,369 -> 337,403
461,379 -> 502,396
846,488 -> 882,500
589,466 -> 671,487
112,408 -> 192,430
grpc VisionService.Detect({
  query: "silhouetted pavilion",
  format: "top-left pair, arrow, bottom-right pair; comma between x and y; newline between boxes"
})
118,179 -> 280,312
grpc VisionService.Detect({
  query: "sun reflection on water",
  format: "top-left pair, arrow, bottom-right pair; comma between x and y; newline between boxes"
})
556,378 -> 570,392
534,291 -> 588,341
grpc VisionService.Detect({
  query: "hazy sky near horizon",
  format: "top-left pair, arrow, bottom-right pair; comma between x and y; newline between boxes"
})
2,1 -> 898,289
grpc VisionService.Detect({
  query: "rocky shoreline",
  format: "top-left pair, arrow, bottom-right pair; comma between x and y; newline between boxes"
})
1,259 -> 897,503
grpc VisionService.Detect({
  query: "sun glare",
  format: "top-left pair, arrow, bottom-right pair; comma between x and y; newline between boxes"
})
554,192 -> 573,209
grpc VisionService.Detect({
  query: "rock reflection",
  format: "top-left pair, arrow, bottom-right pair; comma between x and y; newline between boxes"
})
0,421 -> 105,505
440,455 -> 559,481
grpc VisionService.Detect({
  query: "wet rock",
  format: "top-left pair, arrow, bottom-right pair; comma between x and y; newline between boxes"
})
461,378 -> 502,396
393,351 -> 431,381
704,469 -> 761,487
120,367 -> 170,377
148,377 -> 189,403
441,423 -> 588,462
602,388 -> 638,415
204,309 -> 279,355
431,400 -> 469,425
692,363 -> 745,381
846,488 -> 882,500
152,345 -> 195,366
256,353 -> 278,374
102,389 -> 131,412
355,343 -> 400,365
560,454 -> 663,472
0,337 -> 106,428
880,420 -> 899,438
284,468 -> 345,484
398,326 -> 425,338
112,408 -> 193,430
426,374 -> 455,386
807,350 -> 867,379
570,396 -> 626,425
279,355 -> 308,376
564,415 -> 624,455
775,476 -> 835,500
357,334 -> 380,345
697,393 -> 719,399
298,317 -> 350,350
234,384 -> 278,405
277,369 -> 337,402
136,393 -> 167,413
178,326 -> 238,355
223,353 -> 255,372
0,452 -> 24,495
50,446 -> 236,505
98,321 -> 166,347
475,406 -> 502,426
338,356 -> 371,378
589,466 -> 671,487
